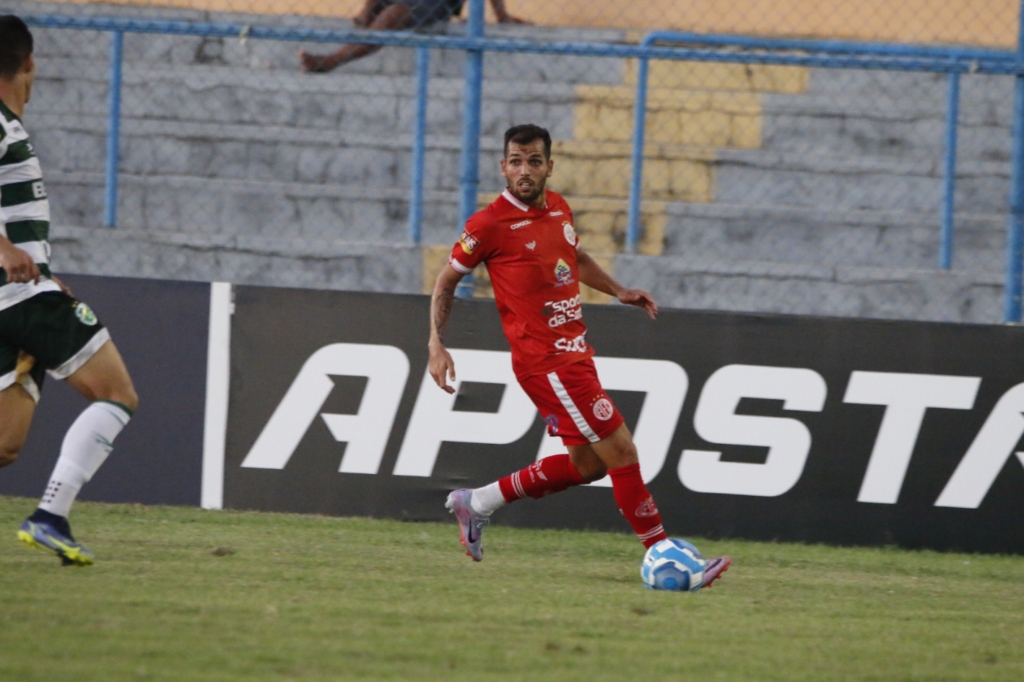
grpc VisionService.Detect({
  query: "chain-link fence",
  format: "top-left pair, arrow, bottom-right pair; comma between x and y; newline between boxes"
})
3,0 -> 1021,323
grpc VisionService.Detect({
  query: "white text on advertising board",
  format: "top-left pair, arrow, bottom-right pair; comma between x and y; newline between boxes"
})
240,343 -> 1024,509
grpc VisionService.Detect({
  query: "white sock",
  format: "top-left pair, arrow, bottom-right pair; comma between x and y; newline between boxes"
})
470,482 -> 506,516
39,401 -> 132,518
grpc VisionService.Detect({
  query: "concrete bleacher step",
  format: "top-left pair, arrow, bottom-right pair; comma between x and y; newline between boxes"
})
44,170 -> 464,243
31,61 -> 581,138
50,225 -> 424,293
714,149 -> 1009,213
614,254 -> 1004,324
45,166 -> 665,259
804,69 -> 1014,105
661,202 -> 1006,270
24,1 -> 628,82
761,92 -> 1012,161
33,117 -> 510,189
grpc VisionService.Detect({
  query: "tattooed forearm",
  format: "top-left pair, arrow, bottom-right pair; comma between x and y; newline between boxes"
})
432,284 -> 456,344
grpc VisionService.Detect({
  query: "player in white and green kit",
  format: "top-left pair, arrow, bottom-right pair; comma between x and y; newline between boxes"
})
0,16 -> 139,566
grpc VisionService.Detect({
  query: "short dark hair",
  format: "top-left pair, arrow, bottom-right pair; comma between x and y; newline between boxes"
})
504,124 -> 552,159
0,16 -> 33,81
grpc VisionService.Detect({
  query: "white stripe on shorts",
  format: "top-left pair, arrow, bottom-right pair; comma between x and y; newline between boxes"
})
546,370 -> 600,443
0,369 -> 16,393
50,328 -> 110,380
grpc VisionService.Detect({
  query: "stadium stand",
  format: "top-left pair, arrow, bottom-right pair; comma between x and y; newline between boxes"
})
6,0 -> 1017,322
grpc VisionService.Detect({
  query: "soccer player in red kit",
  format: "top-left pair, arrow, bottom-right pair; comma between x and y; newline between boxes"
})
428,124 -> 730,586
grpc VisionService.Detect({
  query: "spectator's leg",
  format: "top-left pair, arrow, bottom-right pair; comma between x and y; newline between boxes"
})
300,4 -> 416,73
353,0 -> 387,27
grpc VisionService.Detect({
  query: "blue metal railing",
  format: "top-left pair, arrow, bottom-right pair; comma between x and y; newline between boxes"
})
1005,1 -> 1024,322
20,11 -> 1024,321
408,46 -> 430,244
103,30 -> 123,228
455,0 -> 486,299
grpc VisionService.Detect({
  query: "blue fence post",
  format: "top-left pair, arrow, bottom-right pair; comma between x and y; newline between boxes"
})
940,70 -> 960,270
409,46 -> 430,244
1004,1 -> 1024,322
455,0 -> 485,298
103,30 -> 124,228
626,44 -> 651,254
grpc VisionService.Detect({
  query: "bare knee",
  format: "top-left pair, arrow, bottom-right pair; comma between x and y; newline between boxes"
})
569,448 -> 608,482
576,460 -> 608,483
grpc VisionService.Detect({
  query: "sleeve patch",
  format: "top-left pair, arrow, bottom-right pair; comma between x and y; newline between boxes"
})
459,230 -> 480,255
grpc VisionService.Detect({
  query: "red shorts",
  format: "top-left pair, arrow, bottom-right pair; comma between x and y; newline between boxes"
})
518,358 -> 624,446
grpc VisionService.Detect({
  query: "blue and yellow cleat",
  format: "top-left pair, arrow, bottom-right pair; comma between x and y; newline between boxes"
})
17,517 -> 94,567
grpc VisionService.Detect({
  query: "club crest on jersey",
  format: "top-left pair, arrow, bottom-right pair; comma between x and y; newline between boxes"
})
563,222 -> 576,246
459,231 -> 479,255
74,302 -> 98,326
554,258 -> 574,287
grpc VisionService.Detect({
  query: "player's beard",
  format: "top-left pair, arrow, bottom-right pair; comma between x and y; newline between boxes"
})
508,177 -> 546,206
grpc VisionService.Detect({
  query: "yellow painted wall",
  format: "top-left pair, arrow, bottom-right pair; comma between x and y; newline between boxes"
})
42,0 -> 1016,48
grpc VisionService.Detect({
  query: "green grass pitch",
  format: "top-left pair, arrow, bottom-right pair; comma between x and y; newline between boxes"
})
1,494 -> 1022,681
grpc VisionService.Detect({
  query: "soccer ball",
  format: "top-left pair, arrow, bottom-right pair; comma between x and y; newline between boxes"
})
641,538 -> 706,592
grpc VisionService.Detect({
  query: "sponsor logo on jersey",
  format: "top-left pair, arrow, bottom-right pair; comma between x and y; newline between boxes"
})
74,302 -> 98,326
549,211 -> 564,217
554,258 -> 574,287
554,331 -> 588,353
543,294 -> 582,327
459,231 -> 479,255
563,222 -> 576,246
510,220 -> 532,230
526,241 -> 536,250
593,397 -> 614,421
635,496 -> 659,518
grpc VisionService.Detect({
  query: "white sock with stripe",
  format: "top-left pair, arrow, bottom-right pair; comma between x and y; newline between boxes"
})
39,401 -> 132,518
470,482 -> 506,516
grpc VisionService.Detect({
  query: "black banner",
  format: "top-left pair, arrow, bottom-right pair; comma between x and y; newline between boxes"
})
224,286 -> 1024,554
0,275 -> 209,507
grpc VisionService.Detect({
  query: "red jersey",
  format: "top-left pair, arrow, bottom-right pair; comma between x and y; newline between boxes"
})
449,188 -> 594,380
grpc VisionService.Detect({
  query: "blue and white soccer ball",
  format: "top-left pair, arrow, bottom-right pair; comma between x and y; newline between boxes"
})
641,538 -> 706,592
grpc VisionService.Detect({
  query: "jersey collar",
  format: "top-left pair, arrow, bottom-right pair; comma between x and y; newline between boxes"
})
502,188 -> 546,212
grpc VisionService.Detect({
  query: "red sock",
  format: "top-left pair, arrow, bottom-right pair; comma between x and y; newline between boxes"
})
609,463 -> 667,548
498,454 -> 586,503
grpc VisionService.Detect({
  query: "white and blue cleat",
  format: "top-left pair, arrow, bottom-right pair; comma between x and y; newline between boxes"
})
445,489 -> 489,562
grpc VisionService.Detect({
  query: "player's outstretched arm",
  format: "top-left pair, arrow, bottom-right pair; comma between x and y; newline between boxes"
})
577,249 -> 658,320
428,264 -> 465,394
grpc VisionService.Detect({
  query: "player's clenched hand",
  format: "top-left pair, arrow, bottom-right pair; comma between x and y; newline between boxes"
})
0,239 -> 41,284
618,288 -> 658,320
428,343 -> 457,394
